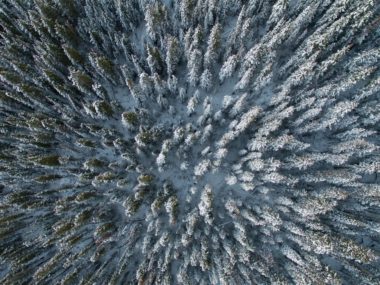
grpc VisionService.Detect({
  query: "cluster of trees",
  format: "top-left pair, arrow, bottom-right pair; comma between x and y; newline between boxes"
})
0,0 -> 379,284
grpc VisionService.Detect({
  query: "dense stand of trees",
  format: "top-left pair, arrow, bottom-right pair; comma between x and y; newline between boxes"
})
0,0 -> 379,284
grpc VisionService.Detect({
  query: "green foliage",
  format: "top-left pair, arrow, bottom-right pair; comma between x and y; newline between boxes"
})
36,0 -> 59,20
95,171 -> 116,182
0,151 -> 14,162
94,100 -> 113,117
77,138 -> 96,148
116,178 -> 128,188
166,37 -> 180,74
193,25 -> 203,45
124,196 -> 142,215
138,174 -> 154,185
54,221 -> 75,236
61,270 -> 79,285
209,23 -> 221,51
134,185 -> 151,201
66,234 -> 82,247
136,129 -> 156,146
78,73 -> 93,89
0,213 -> 24,225
8,190 -> 33,204
84,158 -> 105,168
33,253 -> 63,283
63,45 -> 85,65
32,133 -> 54,148
75,191 -> 98,202
122,111 -> 139,126
43,69 -> 64,85
55,22 -> 79,45
150,4 -> 167,25
79,172 -> 97,181
0,90 -> 12,104
26,117 -> 44,129
16,250 -> 40,266
71,70 -> 93,90
47,44 -> 71,66
58,0 -> 78,18
147,46 -> 164,72
166,195 -> 179,224
151,195 -> 166,215
0,70 -> 22,85
35,155 -> 61,166
141,131 -> 153,143
90,31 -> 102,46
13,61 -> 34,74
96,56 -> 115,75
20,84 -> 44,100
75,209 -> 93,225
35,174 -> 62,182
96,222 -> 114,236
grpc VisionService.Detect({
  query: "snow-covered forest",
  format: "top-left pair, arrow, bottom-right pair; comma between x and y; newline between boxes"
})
0,0 -> 379,284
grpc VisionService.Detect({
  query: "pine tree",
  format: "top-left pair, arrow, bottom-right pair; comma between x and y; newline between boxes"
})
187,49 -> 202,86
204,22 -> 221,68
166,36 -> 180,75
